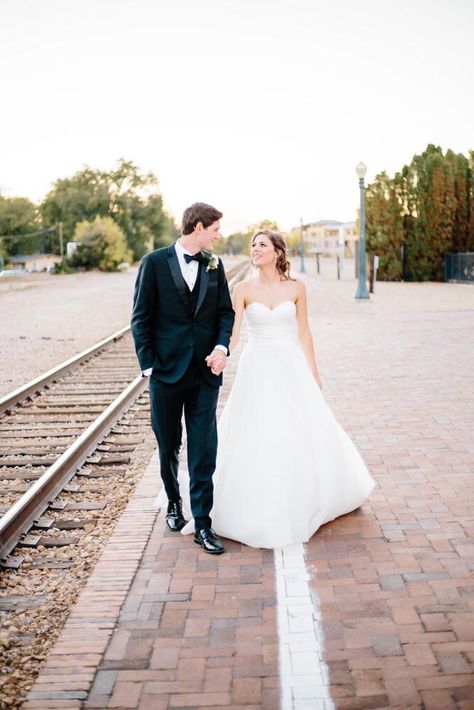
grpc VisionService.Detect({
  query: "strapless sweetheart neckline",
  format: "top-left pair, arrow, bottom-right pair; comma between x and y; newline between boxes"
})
246,300 -> 296,313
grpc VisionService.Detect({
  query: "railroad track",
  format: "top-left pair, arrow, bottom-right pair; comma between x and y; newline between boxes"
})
0,258 -> 250,707
0,258 -> 250,569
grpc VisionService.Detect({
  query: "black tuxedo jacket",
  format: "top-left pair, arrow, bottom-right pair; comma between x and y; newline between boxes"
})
131,244 -> 235,387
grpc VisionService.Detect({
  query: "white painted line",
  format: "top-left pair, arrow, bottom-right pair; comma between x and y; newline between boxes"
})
274,543 -> 334,710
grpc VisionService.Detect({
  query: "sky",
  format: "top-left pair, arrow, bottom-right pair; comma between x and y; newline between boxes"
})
1,0 -> 473,235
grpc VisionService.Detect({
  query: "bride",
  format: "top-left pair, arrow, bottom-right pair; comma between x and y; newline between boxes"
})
159,229 -> 375,548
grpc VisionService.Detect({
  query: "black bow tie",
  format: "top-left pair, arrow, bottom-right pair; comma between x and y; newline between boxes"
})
184,252 -> 205,264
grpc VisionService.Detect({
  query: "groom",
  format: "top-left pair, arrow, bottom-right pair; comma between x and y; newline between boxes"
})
131,202 -> 235,554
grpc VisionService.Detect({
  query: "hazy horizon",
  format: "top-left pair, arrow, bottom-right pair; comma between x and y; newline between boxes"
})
1,0 -> 473,234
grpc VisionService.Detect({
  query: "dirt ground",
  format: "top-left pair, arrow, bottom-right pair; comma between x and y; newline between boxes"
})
0,268 -> 139,398
2,258 -> 473,399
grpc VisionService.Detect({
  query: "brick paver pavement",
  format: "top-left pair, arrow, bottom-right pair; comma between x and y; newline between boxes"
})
24,259 -> 474,709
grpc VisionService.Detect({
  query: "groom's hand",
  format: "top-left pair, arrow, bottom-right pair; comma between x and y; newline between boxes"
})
205,349 -> 227,375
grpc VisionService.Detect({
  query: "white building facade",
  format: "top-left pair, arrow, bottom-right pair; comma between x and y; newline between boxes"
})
291,220 -> 358,257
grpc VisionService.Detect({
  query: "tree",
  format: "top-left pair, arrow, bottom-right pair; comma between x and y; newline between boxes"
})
468,151 -> 474,251
365,172 -> 404,280
41,159 -> 177,260
105,160 -> 174,258
216,219 -> 283,256
248,219 -> 280,234
287,230 -> 301,253
215,232 -> 251,256
364,144 -> 474,281
446,150 -> 470,252
410,145 -> 456,280
0,195 -> 42,257
160,210 -> 181,246
71,216 -> 132,271
41,167 -> 110,242
397,161 -> 421,281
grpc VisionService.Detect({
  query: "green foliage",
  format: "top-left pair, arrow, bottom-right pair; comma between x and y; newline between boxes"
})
41,168 -> 109,244
215,219 -> 282,256
248,219 -> 280,234
407,145 -> 456,280
469,151 -> 474,250
365,172 -> 404,280
0,195 -> 42,257
70,216 -> 132,271
366,143 -> 474,281
287,231 -> 301,252
446,150 -> 470,252
160,210 -> 181,246
215,232 -> 251,256
52,259 -> 75,274
41,158 -> 178,260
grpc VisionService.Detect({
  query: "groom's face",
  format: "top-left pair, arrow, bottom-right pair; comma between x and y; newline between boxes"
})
196,220 -> 222,252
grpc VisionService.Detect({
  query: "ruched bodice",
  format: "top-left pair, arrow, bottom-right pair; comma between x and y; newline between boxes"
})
245,300 -> 298,345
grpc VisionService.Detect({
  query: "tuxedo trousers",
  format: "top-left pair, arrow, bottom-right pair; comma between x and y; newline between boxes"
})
149,355 -> 219,530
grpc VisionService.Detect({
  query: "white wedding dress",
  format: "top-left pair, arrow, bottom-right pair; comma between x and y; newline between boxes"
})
155,300 -> 375,548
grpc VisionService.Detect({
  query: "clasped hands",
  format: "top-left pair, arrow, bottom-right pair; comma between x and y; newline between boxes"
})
205,348 -> 227,376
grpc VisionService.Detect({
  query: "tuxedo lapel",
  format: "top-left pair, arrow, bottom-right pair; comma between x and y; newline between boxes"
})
195,264 -> 209,315
167,244 -> 192,314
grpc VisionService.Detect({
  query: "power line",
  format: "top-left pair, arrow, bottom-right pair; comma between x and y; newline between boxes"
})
0,226 -> 57,240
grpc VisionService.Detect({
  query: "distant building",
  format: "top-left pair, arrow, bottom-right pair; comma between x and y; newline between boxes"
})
8,253 -> 62,272
290,220 -> 358,257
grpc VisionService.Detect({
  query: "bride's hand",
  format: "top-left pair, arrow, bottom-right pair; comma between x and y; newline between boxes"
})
205,349 -> 227,375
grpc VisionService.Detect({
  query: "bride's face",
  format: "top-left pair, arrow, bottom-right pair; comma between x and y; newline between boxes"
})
251,235 -> 276,267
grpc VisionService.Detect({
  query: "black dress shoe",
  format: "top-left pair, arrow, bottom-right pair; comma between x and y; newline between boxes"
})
166,500 -> 186,531
194,528 -> 225,555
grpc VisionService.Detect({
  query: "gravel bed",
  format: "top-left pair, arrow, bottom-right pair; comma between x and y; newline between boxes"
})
1,268 -> 139,398
0,257 -> 245,400
0,405 -> 156,708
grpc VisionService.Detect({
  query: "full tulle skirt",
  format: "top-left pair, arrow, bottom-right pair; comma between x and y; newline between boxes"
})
155,318 -> 375,548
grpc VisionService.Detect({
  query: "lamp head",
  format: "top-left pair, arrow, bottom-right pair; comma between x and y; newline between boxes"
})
355,161 -> 367,179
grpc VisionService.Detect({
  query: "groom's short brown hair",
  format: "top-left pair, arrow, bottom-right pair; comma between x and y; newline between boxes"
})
181,202 -> 223,235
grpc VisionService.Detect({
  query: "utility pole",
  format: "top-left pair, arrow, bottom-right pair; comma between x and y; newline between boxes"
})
299,217 -> 306,273
59,222 -> 64,259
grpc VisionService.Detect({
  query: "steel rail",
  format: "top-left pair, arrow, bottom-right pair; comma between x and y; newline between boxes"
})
227,259 -> 251,289
0,257 -> 250,562
0,260 -> 249,415
0,325 -> 131,415
0,374 -> 147,562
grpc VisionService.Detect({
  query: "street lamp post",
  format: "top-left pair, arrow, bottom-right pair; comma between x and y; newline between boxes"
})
355,161 -> 370,300
299,216 -> 306,273
337,225 -> 344,280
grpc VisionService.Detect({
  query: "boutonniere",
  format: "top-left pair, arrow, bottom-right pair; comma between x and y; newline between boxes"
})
202,251 -> 219,272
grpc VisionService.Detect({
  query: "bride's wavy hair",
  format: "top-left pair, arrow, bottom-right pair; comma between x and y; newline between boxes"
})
252,230 -> 295,281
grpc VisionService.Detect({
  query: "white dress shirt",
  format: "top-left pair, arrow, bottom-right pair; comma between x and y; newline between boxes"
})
141,241 -> 227,376
175,238 -> 200,291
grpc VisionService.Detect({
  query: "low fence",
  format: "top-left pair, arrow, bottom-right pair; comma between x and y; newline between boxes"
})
444,253 -> 474,283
